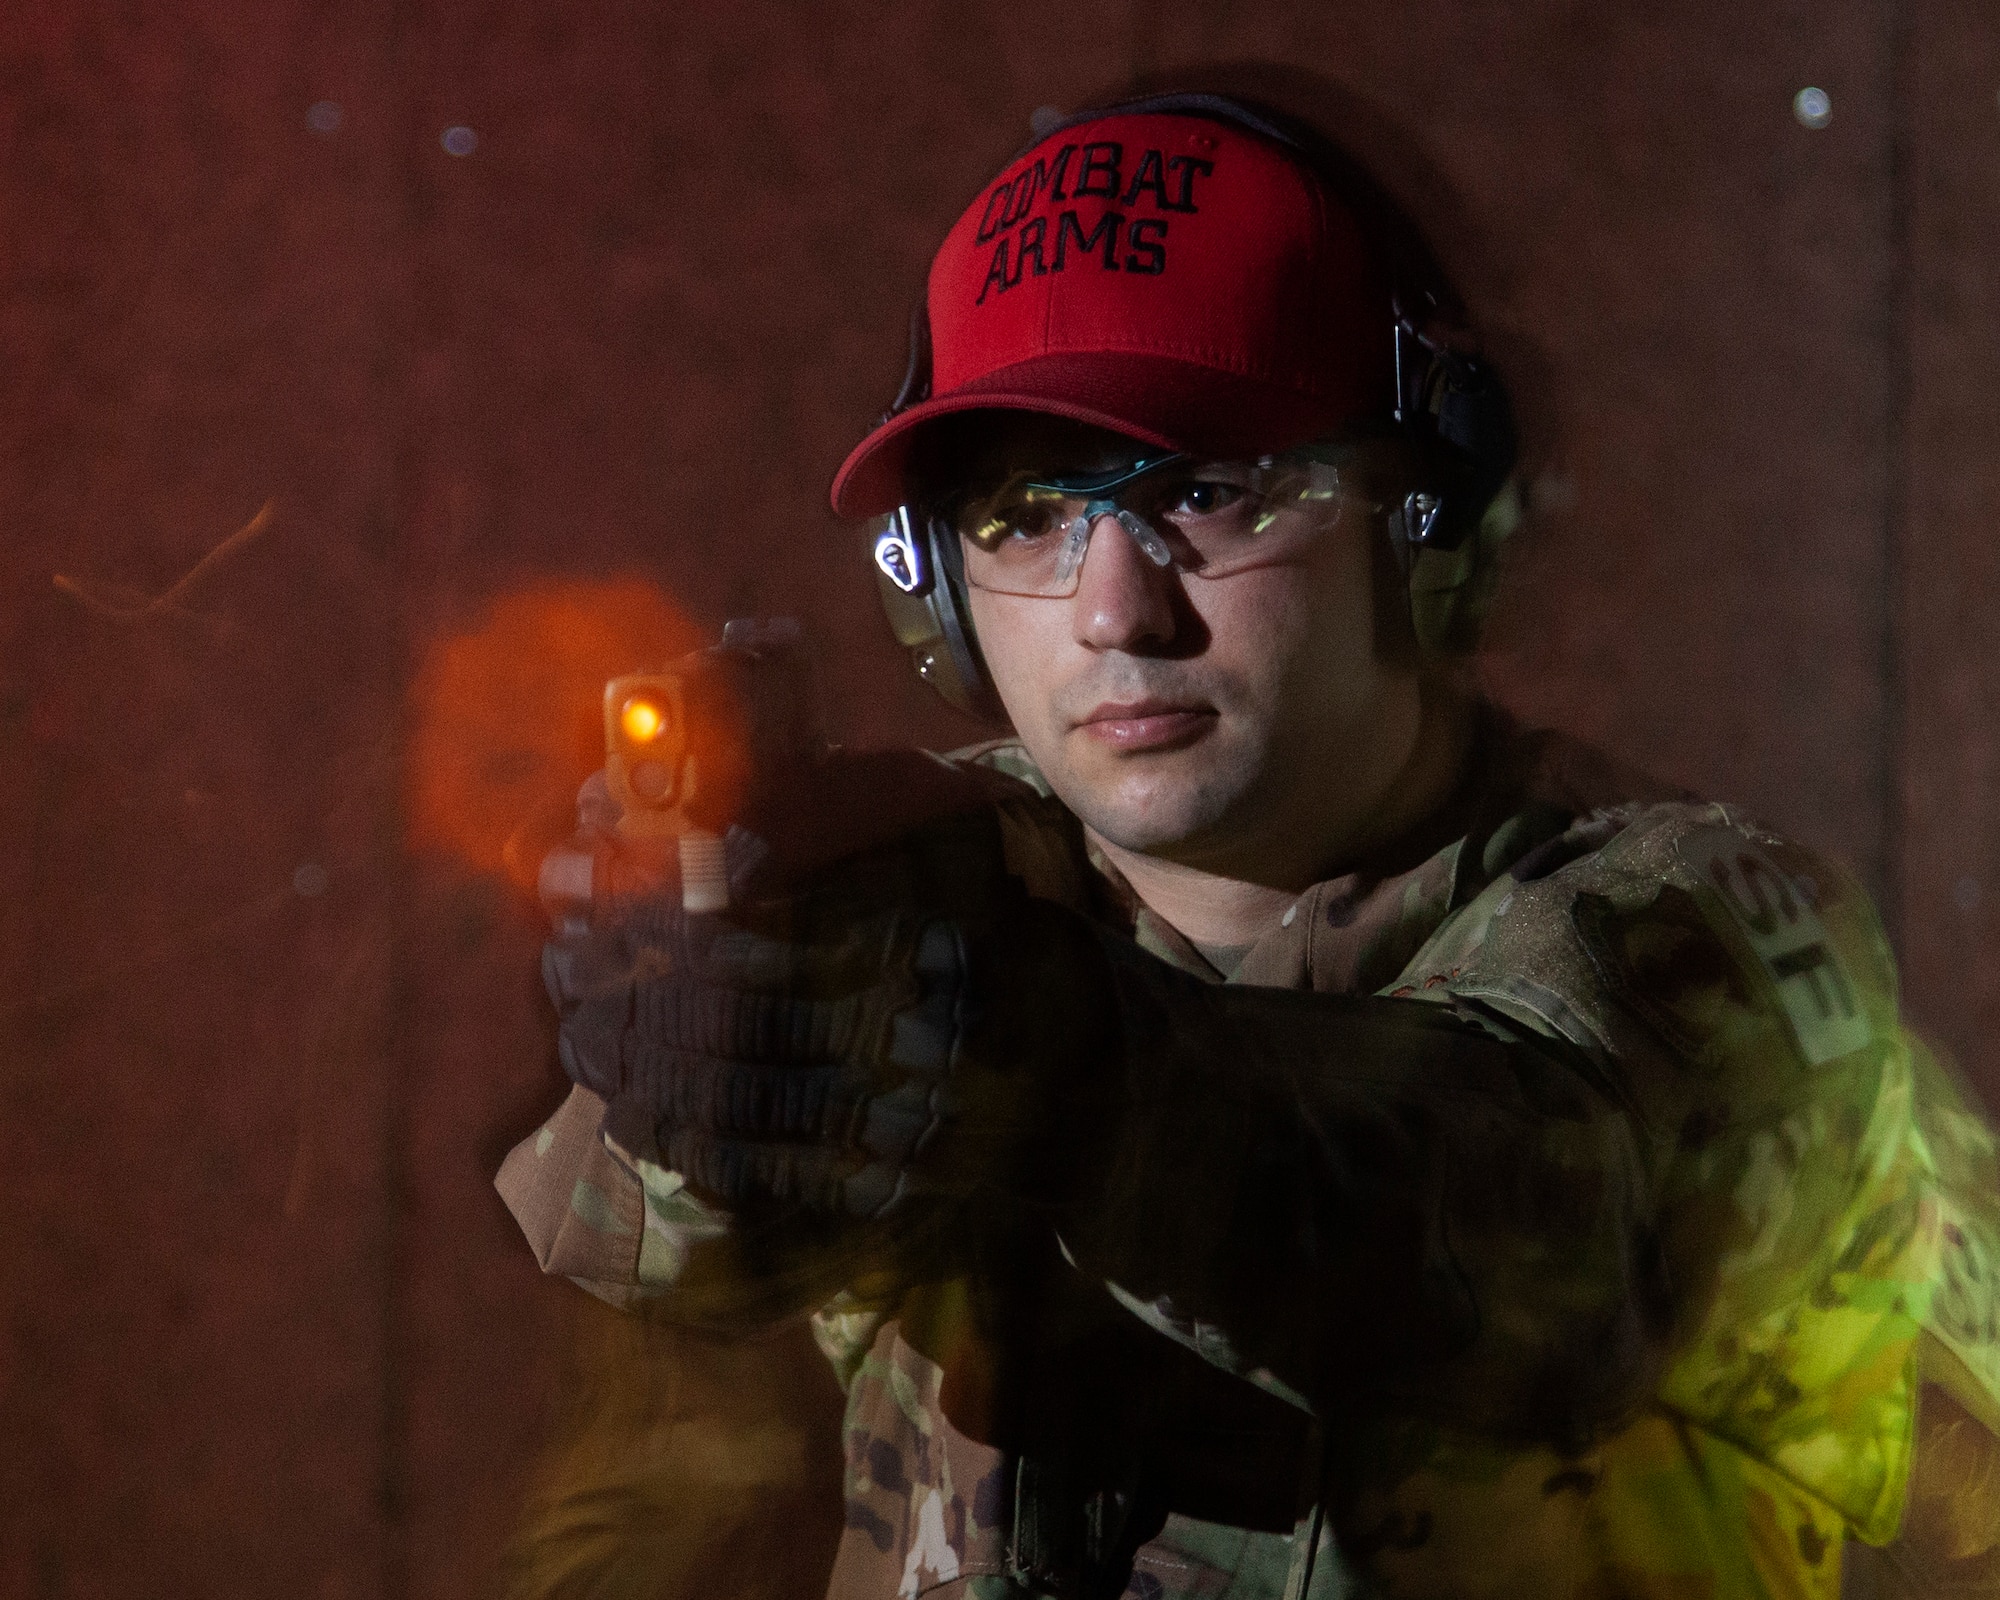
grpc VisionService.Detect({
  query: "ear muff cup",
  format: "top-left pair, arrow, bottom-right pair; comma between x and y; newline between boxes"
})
867,508 -> 1002,721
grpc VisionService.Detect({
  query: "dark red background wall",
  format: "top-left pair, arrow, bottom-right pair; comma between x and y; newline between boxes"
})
0,3 -> 1994,1596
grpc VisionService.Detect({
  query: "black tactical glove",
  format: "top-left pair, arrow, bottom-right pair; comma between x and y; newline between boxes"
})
545,806 -> 1121,1224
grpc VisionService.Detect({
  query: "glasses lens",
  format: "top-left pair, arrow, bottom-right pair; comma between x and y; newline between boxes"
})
953,453 -> 1358,595
1138,458 -> 1347,576
956,477 -> 1087,596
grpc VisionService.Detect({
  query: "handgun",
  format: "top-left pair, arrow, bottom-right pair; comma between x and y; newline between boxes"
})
538,617 -> 825,920
606,616 -> 825,911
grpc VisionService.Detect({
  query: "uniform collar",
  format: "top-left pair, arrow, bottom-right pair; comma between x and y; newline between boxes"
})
960,700 -> 1683,995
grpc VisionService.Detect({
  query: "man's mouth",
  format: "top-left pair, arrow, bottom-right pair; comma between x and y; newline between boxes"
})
1074,698 -> 1218,752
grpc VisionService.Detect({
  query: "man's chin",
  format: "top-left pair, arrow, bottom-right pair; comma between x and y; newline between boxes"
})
1056,761 -> 1251,859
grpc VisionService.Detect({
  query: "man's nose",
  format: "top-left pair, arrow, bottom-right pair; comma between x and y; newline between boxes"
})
1071,512 -> 1179,653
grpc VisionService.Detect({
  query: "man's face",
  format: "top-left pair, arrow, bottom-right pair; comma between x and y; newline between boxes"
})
952,417 -> 1420,880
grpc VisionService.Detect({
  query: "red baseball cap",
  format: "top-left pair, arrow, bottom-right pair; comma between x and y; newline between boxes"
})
830,109 -> 1397,518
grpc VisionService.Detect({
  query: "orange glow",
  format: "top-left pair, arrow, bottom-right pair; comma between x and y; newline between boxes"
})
405,578 -> 700,880
619,696 -> 666,744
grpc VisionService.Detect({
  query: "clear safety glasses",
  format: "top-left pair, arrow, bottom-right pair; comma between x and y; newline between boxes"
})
950,446 -> 1371,600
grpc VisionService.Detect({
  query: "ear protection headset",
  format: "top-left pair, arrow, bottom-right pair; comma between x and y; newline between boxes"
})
866,92 -> 1520,721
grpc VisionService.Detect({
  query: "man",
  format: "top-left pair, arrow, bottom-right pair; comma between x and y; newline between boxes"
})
498,94 -> 2000,1598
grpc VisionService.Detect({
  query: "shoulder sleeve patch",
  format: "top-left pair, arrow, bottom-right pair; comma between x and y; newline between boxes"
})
1675,827 -> 1874,1069
1572,882 -> 1764,1074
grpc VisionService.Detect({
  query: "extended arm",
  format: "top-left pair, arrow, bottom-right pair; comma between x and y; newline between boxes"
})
1066,930 -> 1669,1441
550,835 -> 1669,1444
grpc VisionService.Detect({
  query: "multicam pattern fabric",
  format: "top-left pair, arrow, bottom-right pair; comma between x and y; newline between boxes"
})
497,714 -> 2000,1598
1339,1411 -> 1853,1599
495,1083 -> 738,1309
829,1310 -> 1011,1600
1337,805 -> 2000,1595
1913,1047 -> 2000,1420
496,1082 -> 647,1308
824,1305 -> 1343,1600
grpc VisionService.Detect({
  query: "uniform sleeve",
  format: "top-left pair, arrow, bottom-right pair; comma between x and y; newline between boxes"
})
1253,803 -> 2000,1598
496,1084 -> 737,1311
1406,802 -> 2000,1547
1908,1044 -> 2000,1436
496,1085 -> 649,1307
1062,929 -> 1671,1443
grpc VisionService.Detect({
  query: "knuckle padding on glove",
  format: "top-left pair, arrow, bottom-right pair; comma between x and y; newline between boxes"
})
624,1048 -> 850,1139
630,979 -> 889,1065
619,1043 -> 946,1153
695,917 -> 908,990
543,806 -> 1026,1221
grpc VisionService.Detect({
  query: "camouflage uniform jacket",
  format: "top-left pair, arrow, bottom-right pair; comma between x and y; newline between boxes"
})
497,709 -> 2000,1599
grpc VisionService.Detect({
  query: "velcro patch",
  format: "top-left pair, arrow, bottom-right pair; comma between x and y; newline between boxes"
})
1573,882 -> 1761,1074
1675,828 -> 1872,1068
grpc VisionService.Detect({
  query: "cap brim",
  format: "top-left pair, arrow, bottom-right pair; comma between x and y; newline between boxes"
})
829,352 -> 1359,518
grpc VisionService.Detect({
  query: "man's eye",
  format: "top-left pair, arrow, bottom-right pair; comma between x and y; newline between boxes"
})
1172,481 -> 1245,516
968,501 -> 1059,547
1009,504 -> 1061,539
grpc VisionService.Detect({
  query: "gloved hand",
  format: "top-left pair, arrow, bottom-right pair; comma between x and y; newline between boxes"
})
543,804 -> 1122,1224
